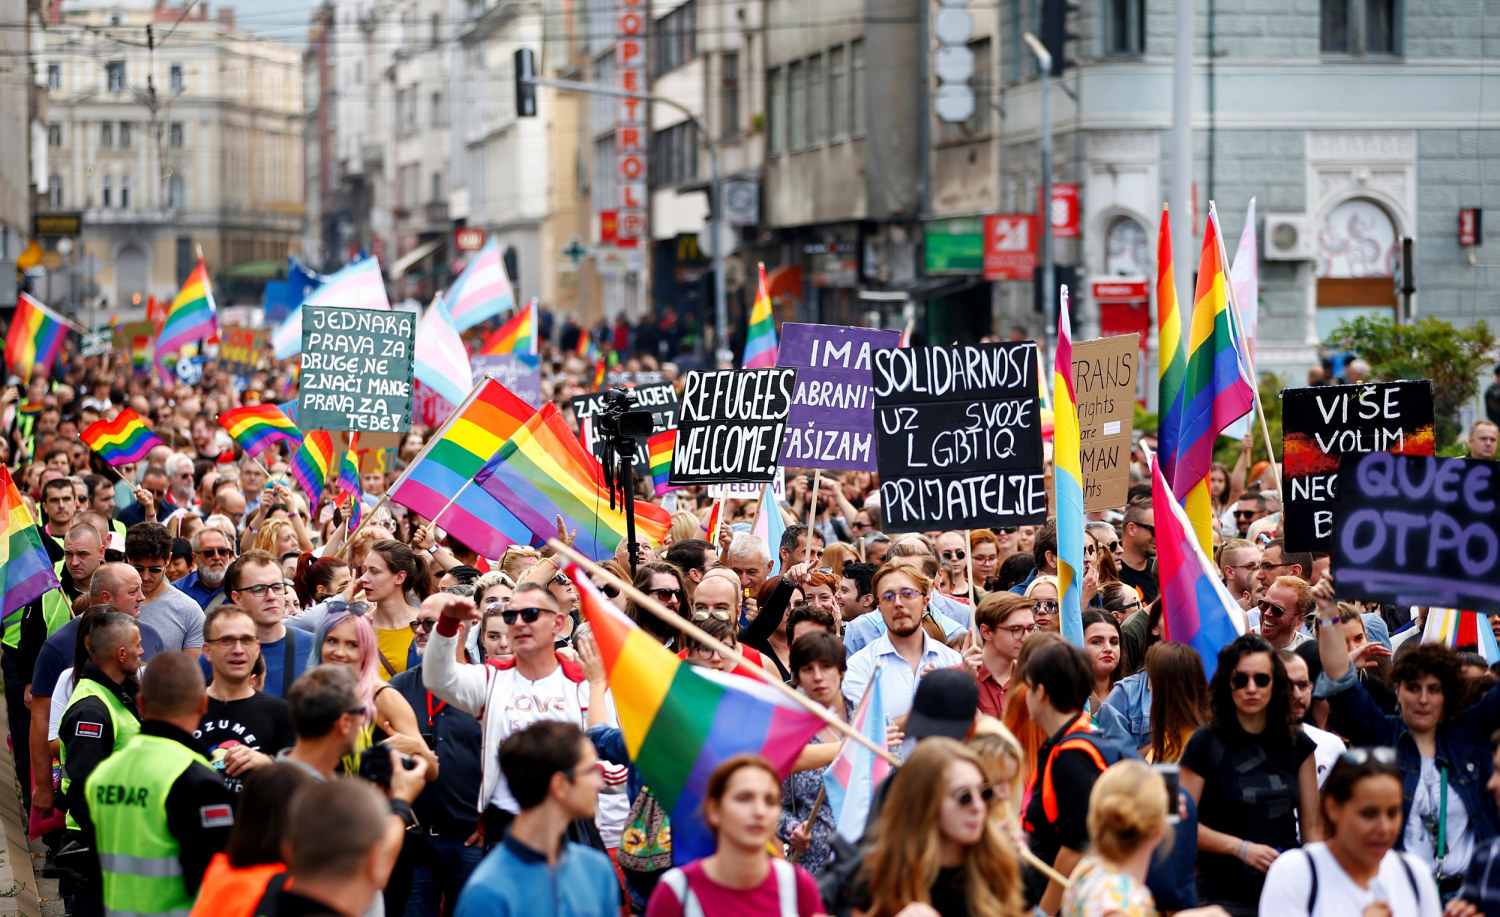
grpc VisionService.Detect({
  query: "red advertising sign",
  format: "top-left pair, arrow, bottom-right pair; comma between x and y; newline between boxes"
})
1460,208 -> 1482,247
616,0 -> 646,246
1091,279 -> 1148,303
1037,184 -> 1080,238
983,215 -> 1037,281
599,210 -> 618,244
454,227 -> 486,252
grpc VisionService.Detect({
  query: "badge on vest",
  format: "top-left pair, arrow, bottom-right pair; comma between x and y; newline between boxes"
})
75,722 -> 103,738
199,804 -> 233,829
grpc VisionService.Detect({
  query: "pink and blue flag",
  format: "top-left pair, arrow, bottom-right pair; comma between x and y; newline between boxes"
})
750,483 -> 786,577
446,238 -> 516,332
1151,453 -> 1245,679
824,674 -> 892,842
1053,287 -> 1085,646
273,257 -> 389,360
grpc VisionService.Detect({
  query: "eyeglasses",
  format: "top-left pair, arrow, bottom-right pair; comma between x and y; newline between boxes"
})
1341,747 -> 1398,767
879,588 -> 922,603
1258,561 -> 1292,573
208,635 -> 257,647
1032,600 -> 1059,614
1130,522 -> 1155,534
996,623 -> 1037,640
501,607 -> 550,625
693,645 -> 725,660
409,619 -> 437,633
1230,671 -> 1273,690
691,609 -> 731,623
198,547 -> 234,559
941,549 -> 966,561
1224,562 -> 1259,572
948,784 -> 998,809
648,587 -> 683,602
238,582 -> 289,596
130,563 -> 165,575
1258,600 -> 1293,618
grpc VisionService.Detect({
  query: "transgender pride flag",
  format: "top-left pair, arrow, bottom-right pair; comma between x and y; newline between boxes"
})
274,257 -> 389,360
1151,453 -> 1245,680
446,238 -> 515,332
824,674 -> 891,842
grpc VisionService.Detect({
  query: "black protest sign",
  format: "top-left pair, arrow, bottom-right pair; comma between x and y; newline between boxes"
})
299,305 -> 416,433
1282,381 -> 1434,552
571,382 -> 680,476
1332,454 -> 1500,614
873,342 -> 1047,530
669,368 -> 796,484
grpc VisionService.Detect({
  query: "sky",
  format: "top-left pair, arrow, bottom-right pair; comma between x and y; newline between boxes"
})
227,0 -> 315,45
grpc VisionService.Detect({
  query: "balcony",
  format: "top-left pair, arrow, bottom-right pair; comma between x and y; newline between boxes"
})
424,200 -> 449,225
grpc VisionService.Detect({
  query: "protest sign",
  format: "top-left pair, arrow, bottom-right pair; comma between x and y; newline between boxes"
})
1332,453 -> 1500,614
776,323 -> 900,471
606,370 -> 665,387
472,354 -> 543,407
874,342 -> 1046,530
572,382 -> 680,477
218,326 -> 265,380
357,446 -> 397,476
1282,381 -> 1434,552
113,320 -> 156,350
670,368 -> 796,485
1070,334 -> 1137,512
299,305 -> 415,433
706,469 -> 787,501
81,329 -> 113,357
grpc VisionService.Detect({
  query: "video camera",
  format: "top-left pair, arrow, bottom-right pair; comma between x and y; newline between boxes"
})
593,387 -> 655,444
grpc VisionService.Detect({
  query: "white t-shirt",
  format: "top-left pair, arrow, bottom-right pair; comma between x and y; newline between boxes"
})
486,665 -> 590,812
1259,842 -> 1440,917
1302,723 -> 1346,788
47,667 -> 76,742
1405,754 -> 1475,877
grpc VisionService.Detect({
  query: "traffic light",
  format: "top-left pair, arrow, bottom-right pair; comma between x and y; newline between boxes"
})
1039,0 -> 1078,76
514,48 -> 537,117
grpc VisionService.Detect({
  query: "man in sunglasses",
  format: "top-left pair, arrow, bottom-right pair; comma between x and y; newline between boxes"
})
1232,491 -> 1269,537
196,604 -> 295,793
423,587 -> 594,845
173,527 -> 236,611
1258,575 -> 1314,651
223,551 -> 311,698
128,523 -> 206,659
118,466 -> 178,528
1117,498 -> 1158,604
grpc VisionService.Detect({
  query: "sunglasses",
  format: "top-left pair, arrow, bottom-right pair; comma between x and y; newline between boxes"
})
998,527 -> 1018,534
501,607 -> 550,625
941,549 -> 966,561
1131,522 -> 1155,534
948,784 -> 998,808
409,619 -> 437,633
648,587 -> 683,602
1234,510 -> 1259,518
1032,599 -> 1059,614
1341,746 -> 1398,767
1230,671 -> 1273,690
1258,600 -> 1293,618
691,609 -> 731,623
130,564 -> 165,575
198,547 -> 234,559
550,573 -> 572,587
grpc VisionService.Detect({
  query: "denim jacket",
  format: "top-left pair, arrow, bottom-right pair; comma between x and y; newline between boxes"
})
1323,666 -> 1500,850
1099,671 -> 1153,752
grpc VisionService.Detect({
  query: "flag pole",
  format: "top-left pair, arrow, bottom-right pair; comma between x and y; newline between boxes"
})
551,539 -> 899,766
807,470 -> 820,528
1210,201 -> 1282,504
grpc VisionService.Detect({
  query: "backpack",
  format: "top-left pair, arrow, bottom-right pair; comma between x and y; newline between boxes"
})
1294,847 -> 1422,913
659,859 -> 799,917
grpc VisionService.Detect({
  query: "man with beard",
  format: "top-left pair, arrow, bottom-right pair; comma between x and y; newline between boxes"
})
173,528 -> 235,611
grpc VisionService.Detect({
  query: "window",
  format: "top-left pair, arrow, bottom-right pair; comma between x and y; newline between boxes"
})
170,64 -> 183,91
431,12 -> 440,44
168,175 -> 184,210
650,121 -> 699,187
1105,0 -> 1145,56
119,122 -> 132,148
721,52 -> 740,140
100,122 -> 113,147
106,61 -> 125,92
806,53 -> 825,146
47,64 -> 60,90
850,40 -> 866,136
787,59 -> 805,150
47,176 -> 62,209
119,175 -> 131,209
431,171 -> 443,202
1321,0 -> 1398,56
432,92 -> 445,127
828,46 -> 846,140
169,122 -> 184,148
651,0 -> 697,77
767,67 -> 784,155
101,175 -> 112,208
47,124 -> 61,148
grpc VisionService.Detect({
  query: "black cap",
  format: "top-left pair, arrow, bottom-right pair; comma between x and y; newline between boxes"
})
905,668 -> 979,741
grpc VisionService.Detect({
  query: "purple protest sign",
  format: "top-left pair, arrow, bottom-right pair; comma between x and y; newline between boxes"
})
776,323 -> 901,470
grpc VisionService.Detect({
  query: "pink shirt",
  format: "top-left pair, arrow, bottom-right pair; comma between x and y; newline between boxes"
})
644,859 -> 825,917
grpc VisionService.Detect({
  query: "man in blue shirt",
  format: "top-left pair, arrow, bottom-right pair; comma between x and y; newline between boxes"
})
455,720 -> 619,917
173,527 -> 235,611
222,550 -> 309,698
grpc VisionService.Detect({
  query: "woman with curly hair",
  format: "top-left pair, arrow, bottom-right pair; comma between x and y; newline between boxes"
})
854,737 -> 1023,917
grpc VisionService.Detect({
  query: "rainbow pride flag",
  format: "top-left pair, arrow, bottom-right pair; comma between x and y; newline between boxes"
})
575,328 -> 595,359
0,465 -> 62,627
573,563 -> 824,863
824,675 -> 891,842
473,403 -> 671,560
337,445 -> 362,532
647,429 -> 679,495
1424,608 -> 1500,665
742,263 -> 778,369
387,380 -> 537,558
591,357 -> 606,393
1053,287 -> 1085,647
1156,206 -> 1187,488
700,496 -> 725,542
80,408 -> 164,466
1171,208 -> 1257,553
4,293 -> 69,383
156,259 -> 218,362
446,237 -> 515,332
290,430 -> 335,504
1151,453 -> 1244,680
480,299 -> 537,355
218,404 -> 303,458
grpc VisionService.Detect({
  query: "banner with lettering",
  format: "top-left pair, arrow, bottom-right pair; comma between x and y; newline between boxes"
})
1070,335 -> 1137,512
776,323 -> 900,471
299,306 -> 416,433
670,369 -> 796,485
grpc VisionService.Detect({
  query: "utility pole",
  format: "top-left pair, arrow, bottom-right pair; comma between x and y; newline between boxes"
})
1170,0 -> 1193,310
1023,33 -> 1054,356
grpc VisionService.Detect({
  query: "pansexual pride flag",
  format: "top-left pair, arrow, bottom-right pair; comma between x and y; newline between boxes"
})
824,675 -> 891,842
81,408 -> 164,466
481,299 -> 536,355
742,263 -> 778,369
446,237 -> 515,332
1151,454 -> 1244,680
4,293 -> 69,383
0,466 -> 61,629
156,259 -> 218,361
1053,287 -> 1085,647
218,404 -> 303,458
574,564 -> 824,863
290,431 -> 335,504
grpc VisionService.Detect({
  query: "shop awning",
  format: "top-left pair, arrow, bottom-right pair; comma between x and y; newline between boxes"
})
389,238 -> 444,278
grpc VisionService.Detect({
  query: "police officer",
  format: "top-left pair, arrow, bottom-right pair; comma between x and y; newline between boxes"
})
81,651 -> 235,917
59,611 -> 144,832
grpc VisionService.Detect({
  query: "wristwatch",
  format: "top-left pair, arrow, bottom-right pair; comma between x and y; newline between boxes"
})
426,545 -> 438,556
390,798 -> 419,829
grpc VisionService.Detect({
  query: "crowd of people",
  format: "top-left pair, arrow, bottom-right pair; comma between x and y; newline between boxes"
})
2,324 -> 1499,917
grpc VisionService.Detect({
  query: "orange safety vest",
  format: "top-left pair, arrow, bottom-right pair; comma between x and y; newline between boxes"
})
1025,712 -> 1112,829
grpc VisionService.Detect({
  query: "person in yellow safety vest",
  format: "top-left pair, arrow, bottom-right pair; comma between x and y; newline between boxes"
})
82,651 -> 236,917
59,611 -> 144,834
40,477 -> 79,549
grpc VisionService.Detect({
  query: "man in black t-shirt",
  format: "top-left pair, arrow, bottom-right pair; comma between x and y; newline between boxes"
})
194,605 -> 295,794
1118,497 -> 1158,604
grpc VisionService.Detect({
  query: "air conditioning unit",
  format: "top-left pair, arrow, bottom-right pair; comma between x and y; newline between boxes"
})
1263,214 -> 1317,261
